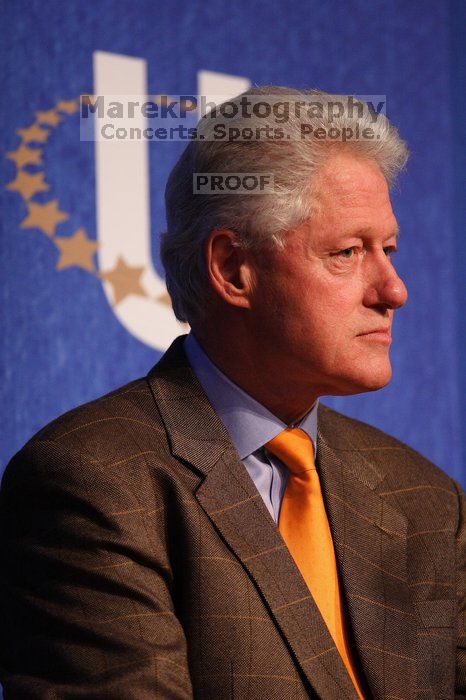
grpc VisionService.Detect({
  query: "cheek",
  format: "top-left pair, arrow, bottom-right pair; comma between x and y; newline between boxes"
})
260,276 -> 302,319
256,267 -> 363,344
303,280 -> 360,329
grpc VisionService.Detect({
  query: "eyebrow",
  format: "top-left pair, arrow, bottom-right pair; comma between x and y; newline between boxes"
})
347,226 -> 400,240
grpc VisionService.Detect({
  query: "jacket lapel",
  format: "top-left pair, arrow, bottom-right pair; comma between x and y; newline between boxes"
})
148,337 -> 359,699
195,447 -> 360,700
317,406 -> 417,699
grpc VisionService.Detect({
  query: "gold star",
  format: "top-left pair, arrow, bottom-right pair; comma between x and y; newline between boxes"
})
54,228 -> 98,272
35,109 -> 62,127
20,199 -> 69,237
100,257 -> 147,305
6,171 -> 49,200
6,144 -> 43,168
157,291 -> 172,307
56,99 -> 78,114
16,124 -> 50,144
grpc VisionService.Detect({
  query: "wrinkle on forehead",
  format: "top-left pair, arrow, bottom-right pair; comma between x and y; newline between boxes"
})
312,151 -> 389,201
314,156 -> 392,217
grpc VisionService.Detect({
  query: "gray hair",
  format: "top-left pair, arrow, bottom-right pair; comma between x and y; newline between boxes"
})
160,86 -> 408,324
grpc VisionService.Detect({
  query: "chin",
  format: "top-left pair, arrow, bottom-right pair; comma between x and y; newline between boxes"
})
354,365 -> 393,392
352,349 -> 393,388
329,363 -> 393,396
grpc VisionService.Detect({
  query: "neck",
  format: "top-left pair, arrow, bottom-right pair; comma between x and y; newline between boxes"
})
191,327 -> 319,425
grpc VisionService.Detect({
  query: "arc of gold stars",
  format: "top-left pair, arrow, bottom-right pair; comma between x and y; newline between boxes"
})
6,96 -> 174,313
9,100 -> 76,239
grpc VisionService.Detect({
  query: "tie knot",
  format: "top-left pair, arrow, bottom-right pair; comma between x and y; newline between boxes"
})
265,428 -> 315,474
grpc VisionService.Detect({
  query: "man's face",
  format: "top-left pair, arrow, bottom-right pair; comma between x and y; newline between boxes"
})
247,151 -> 408,398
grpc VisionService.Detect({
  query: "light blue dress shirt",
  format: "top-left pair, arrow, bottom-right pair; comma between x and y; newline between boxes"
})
183,332 -> 319,524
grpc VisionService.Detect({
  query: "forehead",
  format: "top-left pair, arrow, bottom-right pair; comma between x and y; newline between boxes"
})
315,149 -> 387,189
309,152 -> 396,230
312,151 -> 388,202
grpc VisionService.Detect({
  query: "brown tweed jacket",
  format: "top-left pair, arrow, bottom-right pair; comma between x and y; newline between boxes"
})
1,335 -> 465,699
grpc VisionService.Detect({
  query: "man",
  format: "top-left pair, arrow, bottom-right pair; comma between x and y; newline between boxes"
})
1,88 -> 464,699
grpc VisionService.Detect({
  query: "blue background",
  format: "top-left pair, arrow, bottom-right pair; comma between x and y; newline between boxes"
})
1,0 -> 465,495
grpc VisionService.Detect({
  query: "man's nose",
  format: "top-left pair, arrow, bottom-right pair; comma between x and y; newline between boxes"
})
364,255 -> 408,309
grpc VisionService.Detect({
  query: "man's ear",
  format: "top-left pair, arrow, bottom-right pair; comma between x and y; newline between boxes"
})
205,228 -> 255,310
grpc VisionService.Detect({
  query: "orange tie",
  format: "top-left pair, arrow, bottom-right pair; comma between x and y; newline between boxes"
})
265,428 -> 364,699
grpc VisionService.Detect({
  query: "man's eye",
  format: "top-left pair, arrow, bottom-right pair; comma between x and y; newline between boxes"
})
339,248 -> 355,258
383,246 -> 397,257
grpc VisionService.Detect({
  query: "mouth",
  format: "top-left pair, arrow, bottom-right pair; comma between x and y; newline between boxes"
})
357,328 -> 392,345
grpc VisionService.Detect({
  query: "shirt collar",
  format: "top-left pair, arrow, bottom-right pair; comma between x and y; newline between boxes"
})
183,332 -> 319,460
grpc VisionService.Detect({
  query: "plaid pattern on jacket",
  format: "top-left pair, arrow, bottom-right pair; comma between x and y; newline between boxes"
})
1,335 -> 465,699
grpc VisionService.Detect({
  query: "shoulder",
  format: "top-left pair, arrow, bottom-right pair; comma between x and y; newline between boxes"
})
30,375 -> 159,446
317,403 -> 459,497
15,375 -> 164,459
1,374 -> 173,495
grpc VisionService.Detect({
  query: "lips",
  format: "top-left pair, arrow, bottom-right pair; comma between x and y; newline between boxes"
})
357,328 -> 392,344
358,327 -> 391,336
